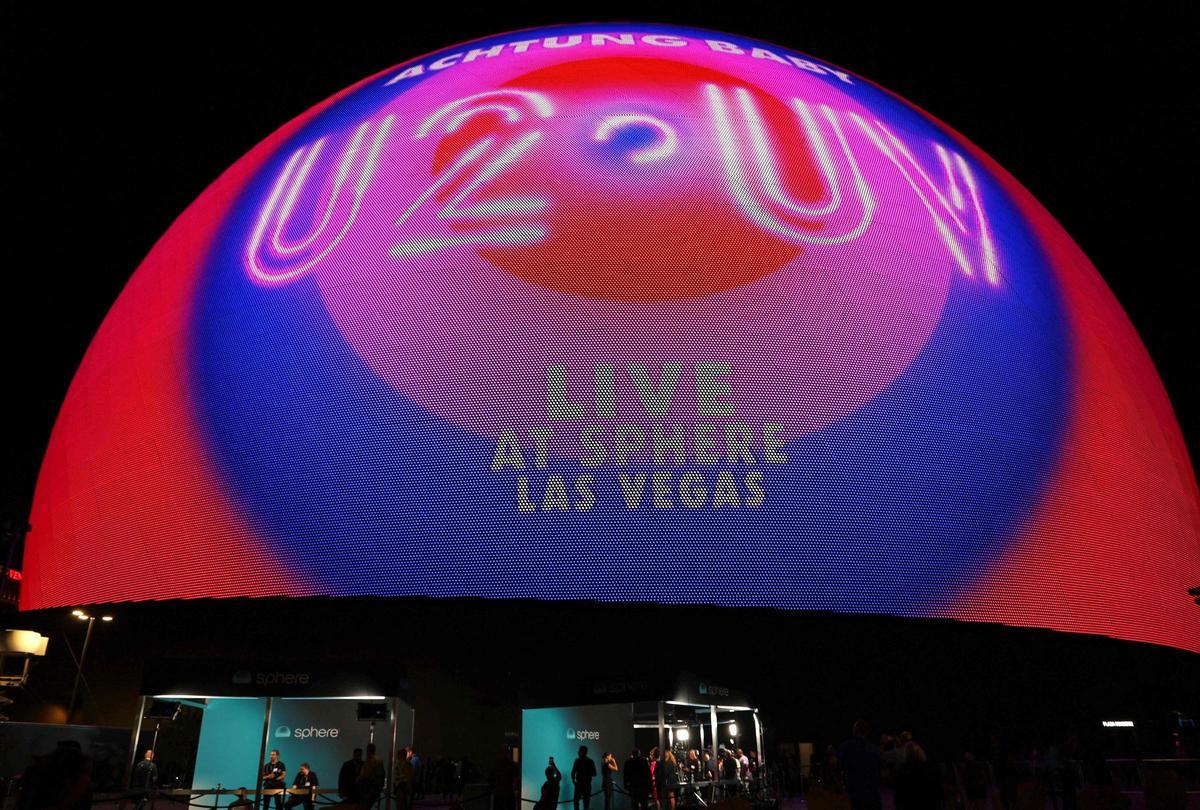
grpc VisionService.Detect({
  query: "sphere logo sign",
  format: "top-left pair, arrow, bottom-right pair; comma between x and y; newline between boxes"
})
25,25 -> 1200,653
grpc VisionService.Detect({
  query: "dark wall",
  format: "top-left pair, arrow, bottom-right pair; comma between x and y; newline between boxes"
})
7,599 -> 1199,765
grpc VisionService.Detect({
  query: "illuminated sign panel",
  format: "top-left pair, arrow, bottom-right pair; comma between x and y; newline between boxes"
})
24,25 -> 1200,652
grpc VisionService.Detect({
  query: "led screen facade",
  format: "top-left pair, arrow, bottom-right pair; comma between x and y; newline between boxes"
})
24,25 -> 1200,652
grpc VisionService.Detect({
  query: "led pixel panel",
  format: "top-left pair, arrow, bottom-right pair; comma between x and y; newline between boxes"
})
25,25 -> 1200,652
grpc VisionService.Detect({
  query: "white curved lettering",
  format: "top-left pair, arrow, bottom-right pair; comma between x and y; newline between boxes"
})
706,83 -> 875,246
246,116 -> 394,286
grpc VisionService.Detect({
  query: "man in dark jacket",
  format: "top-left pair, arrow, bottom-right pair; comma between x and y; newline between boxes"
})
837,720 -> 882,810
285,763 -> 319,810
718,749 -> 739,797
338,749 -> 363,803
571,747 -> 597,810
623,750 -> 652,810
132,749 -> 159,810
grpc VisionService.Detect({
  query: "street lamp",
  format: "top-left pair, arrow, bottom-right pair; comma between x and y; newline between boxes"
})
66,610 -> 113,723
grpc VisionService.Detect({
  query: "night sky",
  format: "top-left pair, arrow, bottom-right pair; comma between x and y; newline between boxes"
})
2,2 -> 1195,536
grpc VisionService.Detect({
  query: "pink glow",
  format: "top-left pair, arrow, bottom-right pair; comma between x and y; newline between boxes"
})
852,116 -> 1000,285
308,50 -> 957,442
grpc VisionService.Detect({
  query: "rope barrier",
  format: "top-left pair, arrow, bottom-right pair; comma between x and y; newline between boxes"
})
92,773 -> 771,810
399,791 -> 494,809
518,786 -> 608,805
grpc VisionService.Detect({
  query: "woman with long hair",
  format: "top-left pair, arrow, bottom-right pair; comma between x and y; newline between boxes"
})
647,748 -> 660,810
657,751 -> 679,810
601,753 -> 619,810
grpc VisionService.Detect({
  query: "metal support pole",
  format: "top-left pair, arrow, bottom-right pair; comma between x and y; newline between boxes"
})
257,697 -> 274,808
753,713 -> 763,766
66,616 -> 95,722
699,721 -> 705,754
125,695 -> 148,790
657,702 -> 665,757
709,706 -> 718,761
386,697 -> 401,810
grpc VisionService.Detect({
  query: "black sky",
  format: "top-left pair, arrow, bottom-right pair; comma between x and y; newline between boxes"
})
2,1 -> 1196,529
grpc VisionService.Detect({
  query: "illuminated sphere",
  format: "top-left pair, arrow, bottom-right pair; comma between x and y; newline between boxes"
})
26,25 -> 1200,652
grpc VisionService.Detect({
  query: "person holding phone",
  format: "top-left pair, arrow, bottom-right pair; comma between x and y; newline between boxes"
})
537,758 -> 562,810
601,753 -> 619,810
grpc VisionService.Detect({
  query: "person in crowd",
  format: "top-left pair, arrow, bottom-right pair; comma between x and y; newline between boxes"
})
686,751 -> 701,783
261,750 -> 288,810
837,721 -> 881,810
820,744 -> 842,792
601,753 -> 619,810
230,788 -> 255,810
701,752 -> 715,782
647,748 -> 660,810
656,750 -> 679,810
895,744 -> 941,810
718,749 -> 739,797
338,749 -> 363,803
452,759 -> 465,798
624,749 -> 652,810
17,741 -> 92,810
961,752 -> 990,810
536,759 -> 562,810
357,744 -> 384,810
132,749 -> 158,810
285,763 -> 319,810
410,748 -> 424,801
571,746 -> 597,810
782,754 -> 799,798
394,747 -> 414,810
881,735 -> 901,785
492,746 -> 519,810
737,750 -> 750,783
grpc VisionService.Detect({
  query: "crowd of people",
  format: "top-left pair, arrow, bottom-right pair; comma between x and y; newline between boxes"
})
769,720 -> 1185,810
532,744 -> 767,810
9,725 -> 1197,810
